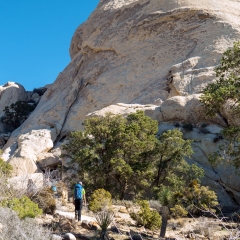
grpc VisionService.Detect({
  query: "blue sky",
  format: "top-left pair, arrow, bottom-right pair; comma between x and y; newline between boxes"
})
0,0 -> 99,91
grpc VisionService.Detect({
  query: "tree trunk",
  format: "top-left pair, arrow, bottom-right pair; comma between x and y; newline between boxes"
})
160,206 -> 169,238
120,181 -> 127,200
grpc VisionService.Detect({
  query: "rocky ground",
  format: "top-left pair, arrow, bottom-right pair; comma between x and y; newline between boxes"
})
35,200 -> 239,240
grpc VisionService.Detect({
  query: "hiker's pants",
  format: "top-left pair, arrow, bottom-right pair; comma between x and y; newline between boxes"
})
75,199 -> 83,221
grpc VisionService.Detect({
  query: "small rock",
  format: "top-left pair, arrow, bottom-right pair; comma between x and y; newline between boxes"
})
89,221 -> 99,230
63,233 -> 76,240
51,234 -> 63,240
45,214 -> 54,220
130,230 -> 142,240
59,218 -> 74,232
187,232 -> 196,239
195,234 -> 207,239
81,220 -> 91,230
119,207 -> 128,213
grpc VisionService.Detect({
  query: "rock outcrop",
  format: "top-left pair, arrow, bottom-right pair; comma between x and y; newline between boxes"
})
0,82 -> 27,132
0,82 -> 27,115
2,0 -> 240,210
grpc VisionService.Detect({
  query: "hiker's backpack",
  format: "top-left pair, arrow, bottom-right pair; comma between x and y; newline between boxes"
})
74,184 -> 83,200
51,185 -> 57,192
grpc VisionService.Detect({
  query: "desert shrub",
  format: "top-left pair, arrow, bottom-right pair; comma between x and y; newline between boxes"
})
170,204 -> 188,218
182,123 -> 194,132
89,188 -> 112,212
0,207 -> 52,240
130,200 -> 161,230
0,172 -> 14,200
182,181 -> 218,215
32,186 -> 56,214
0,196 -> 42,219
0,157 -> 12,176
2,101 -> 36,129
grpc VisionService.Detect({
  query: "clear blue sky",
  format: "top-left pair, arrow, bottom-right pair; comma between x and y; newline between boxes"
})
0,0 -> 99,91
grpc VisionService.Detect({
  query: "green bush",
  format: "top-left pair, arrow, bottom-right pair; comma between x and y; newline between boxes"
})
0,196 -> 42,219
130,200 -> 161,230
0,157 -> 12,176
2,101 -> 36,129
89,188 -> 112,212
182,181 -> 218,215
170,204 -> 188,218
32,186 -> 56,214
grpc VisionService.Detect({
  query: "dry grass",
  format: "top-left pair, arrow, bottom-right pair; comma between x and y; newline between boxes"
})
0,207 -> 52,240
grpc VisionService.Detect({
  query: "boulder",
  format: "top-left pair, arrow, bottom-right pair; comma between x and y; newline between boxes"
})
8,173 -> 44,193
6,129 -> 57,175
33,87 -> 47,96
161,94 -> 228,126
87,103 -> 161,122
31,92 -> 41,104
37,152 -> 61,169
0,82 -> 27,118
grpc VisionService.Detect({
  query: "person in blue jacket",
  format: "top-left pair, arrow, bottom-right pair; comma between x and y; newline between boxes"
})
73,181 -> 86,221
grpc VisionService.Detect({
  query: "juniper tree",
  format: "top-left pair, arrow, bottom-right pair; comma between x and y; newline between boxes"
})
200,41 -> 240,170
62,111 -> 159,199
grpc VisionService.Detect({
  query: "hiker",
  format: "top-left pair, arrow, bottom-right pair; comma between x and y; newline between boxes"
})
73,181 -> 86,221
51,183 -> 58,198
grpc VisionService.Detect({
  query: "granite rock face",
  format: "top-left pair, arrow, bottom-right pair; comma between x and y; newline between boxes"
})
2,0 -> 240,209
7,0 -> 240,139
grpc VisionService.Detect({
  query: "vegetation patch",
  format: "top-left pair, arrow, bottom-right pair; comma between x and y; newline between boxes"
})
0,196 -> 42,219
89,188 -> 112,212
130,200 -> 161,230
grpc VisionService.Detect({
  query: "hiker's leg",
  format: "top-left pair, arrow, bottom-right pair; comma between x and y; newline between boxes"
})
78,199 -> 83,221
74,199 -> 78,220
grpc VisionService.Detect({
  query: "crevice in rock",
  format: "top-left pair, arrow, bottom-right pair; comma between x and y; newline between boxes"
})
185,40 -> 198,60
73,60 -> 84,78
81,45 -> 119,55
55,78 -> 88,143
159,107 -> 165,122
203,174 -> 239,206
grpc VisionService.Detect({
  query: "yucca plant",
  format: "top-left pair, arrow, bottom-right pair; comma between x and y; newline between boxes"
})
158,187 -> 174,238
94,211 -> 114,239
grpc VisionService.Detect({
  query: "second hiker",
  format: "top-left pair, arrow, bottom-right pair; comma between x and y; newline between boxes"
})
73,181 -> 86,221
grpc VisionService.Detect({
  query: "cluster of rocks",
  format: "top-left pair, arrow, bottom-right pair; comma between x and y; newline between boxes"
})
36,201 -> 237,240
38,204 -> 161,240
42,213 -> 98,240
